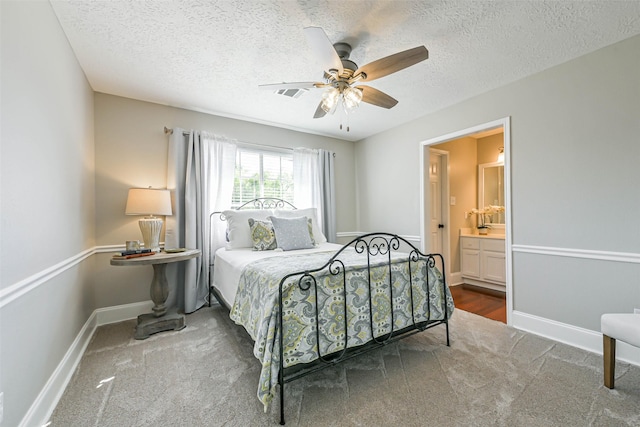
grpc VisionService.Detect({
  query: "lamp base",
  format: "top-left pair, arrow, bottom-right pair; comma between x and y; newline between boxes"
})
138,217 -> 163,252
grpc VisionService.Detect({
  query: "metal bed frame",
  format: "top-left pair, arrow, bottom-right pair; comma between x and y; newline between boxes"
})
208,199 -> 451,425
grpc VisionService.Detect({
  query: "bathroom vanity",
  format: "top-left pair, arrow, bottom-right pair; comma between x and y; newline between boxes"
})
460,233 -> 505,291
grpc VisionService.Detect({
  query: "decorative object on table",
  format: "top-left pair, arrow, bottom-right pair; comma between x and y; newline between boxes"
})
112,250 -> 155,260
125,187 -> 172,252
119,248 -> 152,256
164,248 -> 186,253
125,240 -> 141,251
466,205 -> 505,235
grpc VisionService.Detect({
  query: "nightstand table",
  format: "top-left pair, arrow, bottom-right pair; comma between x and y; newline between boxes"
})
110,249 -> 201,339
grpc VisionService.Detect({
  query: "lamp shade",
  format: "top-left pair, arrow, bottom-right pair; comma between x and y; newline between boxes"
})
125,188 -> 172,216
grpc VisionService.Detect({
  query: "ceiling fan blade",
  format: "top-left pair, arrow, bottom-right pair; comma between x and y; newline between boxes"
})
359,85 -> 398,109
313,101 -> 327,118
304,26 -> 343,76
354,46 -> 428,83
259,82 -> 319,90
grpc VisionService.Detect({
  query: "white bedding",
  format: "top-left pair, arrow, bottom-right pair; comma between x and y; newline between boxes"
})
212,242 -> 342,307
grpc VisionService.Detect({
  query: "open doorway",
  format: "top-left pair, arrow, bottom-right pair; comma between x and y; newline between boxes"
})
419,118 -> 512,324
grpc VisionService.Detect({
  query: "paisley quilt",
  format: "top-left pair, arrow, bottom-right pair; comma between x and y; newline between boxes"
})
229,247 -> 454,409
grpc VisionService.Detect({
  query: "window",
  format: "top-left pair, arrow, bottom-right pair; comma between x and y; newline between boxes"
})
232,148 -> 293,207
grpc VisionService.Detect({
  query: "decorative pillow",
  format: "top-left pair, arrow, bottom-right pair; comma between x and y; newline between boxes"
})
305,218 -> 316,246
274,207 -> 327,244
268,216 -> 315,251
223,209 -> 274,250
248,218 -> 277,251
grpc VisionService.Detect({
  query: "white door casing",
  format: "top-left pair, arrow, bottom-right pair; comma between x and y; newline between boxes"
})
429,154 -> 443,254
419,117 -> 512,325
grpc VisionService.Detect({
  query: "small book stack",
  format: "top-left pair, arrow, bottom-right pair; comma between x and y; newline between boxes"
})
112,249 -> 155,260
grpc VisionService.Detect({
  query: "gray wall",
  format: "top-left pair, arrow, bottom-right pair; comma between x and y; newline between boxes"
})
355,34 -> 640,331
0,2 -> 96,426
93,93 -> 357,309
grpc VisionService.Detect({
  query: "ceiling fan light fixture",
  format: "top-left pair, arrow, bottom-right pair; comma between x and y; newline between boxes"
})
321,87 -> 340,113
342,86 -> 363,111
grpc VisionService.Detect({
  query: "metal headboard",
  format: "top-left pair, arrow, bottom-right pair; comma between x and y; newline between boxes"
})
234,198 -> 296,211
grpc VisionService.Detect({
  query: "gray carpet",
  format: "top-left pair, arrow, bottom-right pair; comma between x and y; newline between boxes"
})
49,305 -> 640,426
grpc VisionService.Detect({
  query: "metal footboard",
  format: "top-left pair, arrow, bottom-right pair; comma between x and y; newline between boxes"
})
276,233 -> 451,425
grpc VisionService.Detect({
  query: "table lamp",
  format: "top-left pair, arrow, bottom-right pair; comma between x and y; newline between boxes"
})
125,187 -> 172,252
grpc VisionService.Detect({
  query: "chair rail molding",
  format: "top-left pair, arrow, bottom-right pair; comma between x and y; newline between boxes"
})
512,244 -> 640,264
0,244 -> 176,309
0,248 -> 95,309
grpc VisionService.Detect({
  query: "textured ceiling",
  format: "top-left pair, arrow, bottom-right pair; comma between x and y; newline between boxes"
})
50,1 -> 640,141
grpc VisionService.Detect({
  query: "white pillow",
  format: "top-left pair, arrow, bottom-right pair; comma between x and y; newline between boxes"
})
274,207 -> 327,244
223,209 -> 274,250
269,216 -> 315,251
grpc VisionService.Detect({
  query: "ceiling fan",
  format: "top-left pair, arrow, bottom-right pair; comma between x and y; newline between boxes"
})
260,27 -> 429,122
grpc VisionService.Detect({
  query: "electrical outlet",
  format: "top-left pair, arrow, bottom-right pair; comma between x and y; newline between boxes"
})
0,391 -> 4,423
634,308 -> 640,314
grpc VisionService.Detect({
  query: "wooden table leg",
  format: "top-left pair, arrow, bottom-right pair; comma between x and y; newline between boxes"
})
603,334 -> 616,389
150,263 -> 169,317
134,262 -> 185,340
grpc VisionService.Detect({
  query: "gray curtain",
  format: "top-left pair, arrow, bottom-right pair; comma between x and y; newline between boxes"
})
318,149 -> 336,242
293,148 -> 336,243
166,129 -> 237,313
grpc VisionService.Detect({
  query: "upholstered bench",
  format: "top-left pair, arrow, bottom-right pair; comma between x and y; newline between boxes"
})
601,313 -> 640,388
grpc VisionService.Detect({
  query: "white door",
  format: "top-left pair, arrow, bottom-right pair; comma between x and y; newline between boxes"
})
429,153 -> 444,254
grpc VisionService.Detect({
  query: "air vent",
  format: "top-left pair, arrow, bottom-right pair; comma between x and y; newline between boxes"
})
275,88 -> 308,99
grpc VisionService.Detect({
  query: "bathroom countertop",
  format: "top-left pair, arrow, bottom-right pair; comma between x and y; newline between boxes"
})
459,232 -> 505,240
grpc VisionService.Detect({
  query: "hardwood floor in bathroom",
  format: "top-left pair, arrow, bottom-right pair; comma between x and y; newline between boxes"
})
449,284 -> 506,324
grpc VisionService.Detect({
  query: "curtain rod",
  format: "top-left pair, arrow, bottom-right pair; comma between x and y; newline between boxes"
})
163,126 -> 292,152
164,127 -> 334,156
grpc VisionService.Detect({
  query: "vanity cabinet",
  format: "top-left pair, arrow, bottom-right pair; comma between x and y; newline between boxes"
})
460,236 -> 505,291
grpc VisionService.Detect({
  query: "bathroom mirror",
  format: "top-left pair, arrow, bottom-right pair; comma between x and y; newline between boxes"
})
478,162 -> 505,227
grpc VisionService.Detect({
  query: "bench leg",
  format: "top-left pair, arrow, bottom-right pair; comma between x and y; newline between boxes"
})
603,334 -> 616,389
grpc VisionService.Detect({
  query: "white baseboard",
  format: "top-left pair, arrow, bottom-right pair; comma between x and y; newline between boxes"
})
448,272 -> 463,286
21,301 -> 153,427
512,310 -> 640,367
95,300 -> 154,325
19,311 -> 97,427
